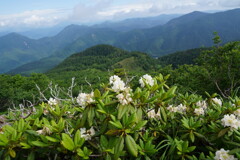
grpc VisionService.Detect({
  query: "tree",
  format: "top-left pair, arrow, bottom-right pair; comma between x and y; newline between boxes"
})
198,33 -> 240,97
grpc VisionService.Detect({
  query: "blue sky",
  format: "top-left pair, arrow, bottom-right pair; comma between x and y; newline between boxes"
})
0,0 -> 239,31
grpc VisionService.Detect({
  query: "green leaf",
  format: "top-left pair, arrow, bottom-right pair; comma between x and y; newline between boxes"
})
74,130 -> 84,148
100,135 -> 108,148
114,137 -> 124,160
31,141 -> 49,147
25,130 -> 39,136
46,136 -> 60,142
87,107 -> 95,126
105,129 -> 122,136
18,119 -> 25,132
27,151 -> 35,160
218,128 -> 230,137
189,131 -> 195,142
136,108 -> 143,122
20,142 -> 31,149
61,133 -> 75,151
3,125 -> 15,134
125,135 -> 138,157
80,107 -> 89,127
229,148 -> 240,155
133,120 -> 147,131
9,149 -> 16,158
188,146 -> 196,152
118,105 -> 129,119
94,89 -> 101,98
160,107 -> 167,122
109,121 -> 123,129
0,134 -> 8,145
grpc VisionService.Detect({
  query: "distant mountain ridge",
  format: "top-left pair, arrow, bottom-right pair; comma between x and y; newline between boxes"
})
4,8 -> 240,74
92,14 -> 181,32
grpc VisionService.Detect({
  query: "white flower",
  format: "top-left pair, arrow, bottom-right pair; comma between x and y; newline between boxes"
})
77,92 -> 95,108
112,80 -> 126,92
167,105 -> 178,113
194,108 -> 205,116
234,108 -> 240,117
167,104 -> 187,113
176,104 -> 187,113
196,101 -> 207,109
43,109 -> 49,115
109,75 -> 121,84
109,75 -> 126,92
212,98 -> 222,106
139,74 -> 154,87
214,148 -> 237,160
80,127 -> 95,140
48,98 -> 57,106
36,127 -> 52,135
116,87 -> 132,105
36,129 -> 43,135
221,114 -> 240,130
147,109 -> 160,119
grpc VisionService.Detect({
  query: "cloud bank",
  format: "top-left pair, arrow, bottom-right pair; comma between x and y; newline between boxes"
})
0,0 -> 239,31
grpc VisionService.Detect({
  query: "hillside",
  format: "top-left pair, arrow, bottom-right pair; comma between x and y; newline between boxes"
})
46,45 -> 157,90
48,44 -> 156,74
157,47 -> 209,68
0,33 -> 52,73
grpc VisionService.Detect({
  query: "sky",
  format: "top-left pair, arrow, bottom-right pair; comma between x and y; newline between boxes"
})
0,0 -> 239,31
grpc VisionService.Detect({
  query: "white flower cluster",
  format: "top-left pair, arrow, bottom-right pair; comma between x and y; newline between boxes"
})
48,98 -> 57,106
77,92 -> 95,108
80,127 -> 95,140
116,88 -> 133,105
194,108 -> 205,116
196,100 -> 207,109
109,75 -> 133,105
234,108 -> 240,118
194,100 -> 208,116
212,97 -> 222,106
36,127 -> 52,135
109,75 -> 126,92
167,105 -> 178,113
147,109 -> 160,119
167,104 -> 187,113
139,74 -> 154,88
214,148 -> 237,160
221,114 -> 240,130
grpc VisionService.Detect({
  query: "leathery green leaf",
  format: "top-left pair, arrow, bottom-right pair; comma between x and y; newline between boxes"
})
61,133 -> 75,151
125,134 -> 138,157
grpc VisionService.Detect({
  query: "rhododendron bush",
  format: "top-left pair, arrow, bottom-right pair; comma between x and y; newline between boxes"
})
0,74 -> 240,160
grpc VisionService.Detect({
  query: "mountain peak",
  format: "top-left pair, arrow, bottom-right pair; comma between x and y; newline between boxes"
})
167,11 -> 208,25
1,32 -> 28,39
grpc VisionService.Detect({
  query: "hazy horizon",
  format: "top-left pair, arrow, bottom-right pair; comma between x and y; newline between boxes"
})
0,0 -> 239,33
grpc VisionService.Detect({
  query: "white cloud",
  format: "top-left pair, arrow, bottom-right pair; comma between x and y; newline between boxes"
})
68,0 -> 114,23
0,0 -> 239,30
68,0 -> 239,23
0,9 -> 68,30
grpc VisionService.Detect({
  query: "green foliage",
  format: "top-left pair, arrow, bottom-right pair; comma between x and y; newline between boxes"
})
158,47 -> 209,68
197,33 -> 240,97
0,74 -> 240,159
0,73 -> 51,111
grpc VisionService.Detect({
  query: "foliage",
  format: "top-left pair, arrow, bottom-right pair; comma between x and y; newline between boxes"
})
1,74 -> 240,159
197,34 -> 240,97
0,73 -> 51,111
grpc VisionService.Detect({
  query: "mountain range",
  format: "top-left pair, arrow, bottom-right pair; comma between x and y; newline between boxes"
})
2,8 -> 240,74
